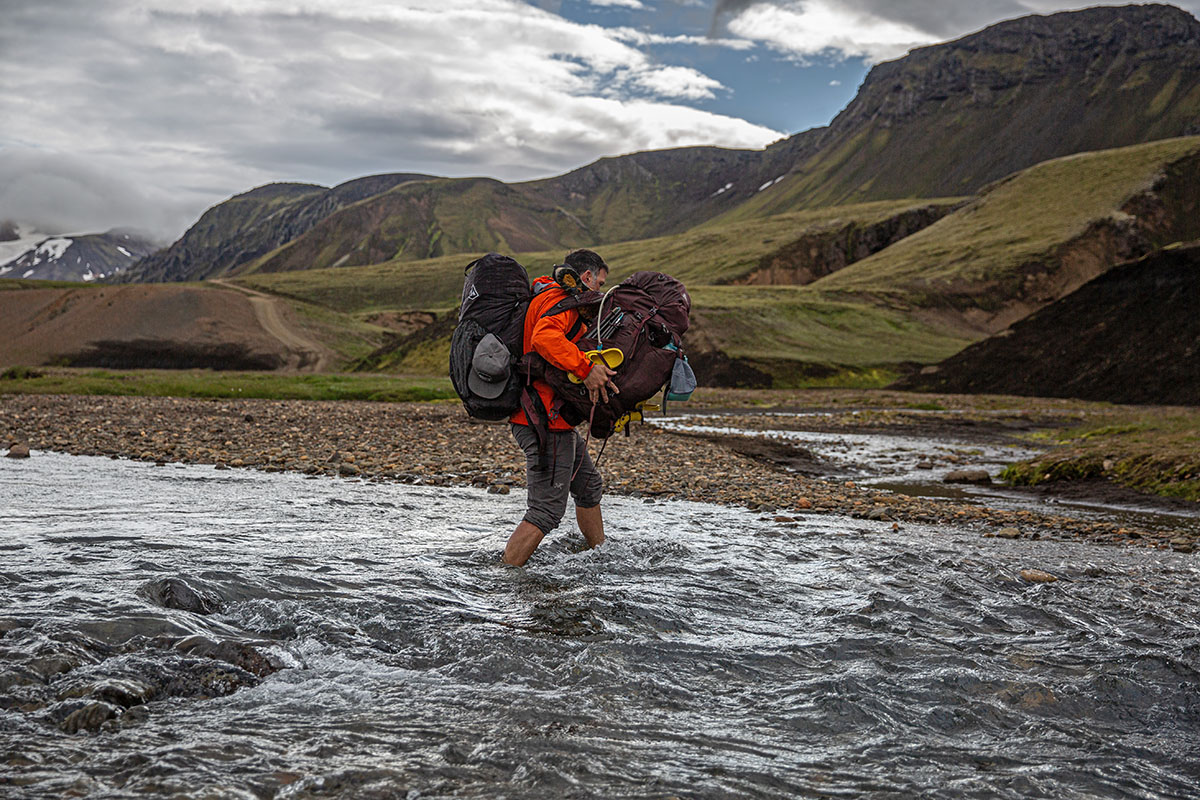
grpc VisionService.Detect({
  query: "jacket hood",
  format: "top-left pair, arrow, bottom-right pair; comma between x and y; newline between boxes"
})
532,275 -> 560,295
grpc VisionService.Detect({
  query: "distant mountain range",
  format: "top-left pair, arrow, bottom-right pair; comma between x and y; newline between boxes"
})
117,3 -> 1200,284
122,174 -> 434,283
0,225 -> 159,282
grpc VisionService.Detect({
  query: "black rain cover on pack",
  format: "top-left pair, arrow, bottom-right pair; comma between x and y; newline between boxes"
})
536,271 -> 692,438
449,253 -> 532,420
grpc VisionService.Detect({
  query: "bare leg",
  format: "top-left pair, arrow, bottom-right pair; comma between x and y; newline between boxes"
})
576,504 -> 605,549
503,520 -> 546,567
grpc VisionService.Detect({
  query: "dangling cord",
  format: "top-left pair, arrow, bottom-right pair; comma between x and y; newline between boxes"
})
593,436 -> 610,470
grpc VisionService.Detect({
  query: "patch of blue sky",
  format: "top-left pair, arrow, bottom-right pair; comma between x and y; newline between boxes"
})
537,0 -> 868,135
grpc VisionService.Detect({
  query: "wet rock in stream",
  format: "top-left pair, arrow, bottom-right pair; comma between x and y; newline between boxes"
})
0,620 -> 279,733
943,469 -> 992,484
59,677 -> 156,708
138,576 -> 222,615
4,442 -> 30,459
55,700 -> 121,734
173,635 -> 282,678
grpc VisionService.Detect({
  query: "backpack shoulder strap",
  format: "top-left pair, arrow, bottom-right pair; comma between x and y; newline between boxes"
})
564,314 -> 586,342
541,289 -> 603,319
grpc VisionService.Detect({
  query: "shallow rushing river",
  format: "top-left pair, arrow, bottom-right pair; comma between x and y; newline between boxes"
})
651,413 -> 1200,537
3,453 -> 1200,798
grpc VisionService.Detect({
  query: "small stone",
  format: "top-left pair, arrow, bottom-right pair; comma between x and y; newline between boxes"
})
1019,569 -> 1058,584
773,515 -> 795,523
29,655 -> 76,679
866,507 -> 889,521
943,469 -> 991,484
5,443 -> 30,459
487,484 -> 510,495
60,702 -> 119,734
214,462 -> 229,470
338,463 -> 360,476
915,461 -> 934,470
996,527 -> 1021,539
72,679 -> 155,709
229,458 -> 244,467
795,498 -> 813,510
1170,537 -> 1195,553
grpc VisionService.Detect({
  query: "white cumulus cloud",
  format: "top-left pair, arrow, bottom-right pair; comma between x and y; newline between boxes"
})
716,0 -> 1200,63
0,0 -> 781,237
725,0 -> 938,62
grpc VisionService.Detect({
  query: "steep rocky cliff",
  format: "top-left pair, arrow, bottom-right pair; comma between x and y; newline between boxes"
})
715,4 -> 1200,217
729,203 -> 959,286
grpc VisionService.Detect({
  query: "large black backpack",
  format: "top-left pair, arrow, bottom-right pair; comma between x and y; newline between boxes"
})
449,254 -> 531,420
530,271 -> 692,438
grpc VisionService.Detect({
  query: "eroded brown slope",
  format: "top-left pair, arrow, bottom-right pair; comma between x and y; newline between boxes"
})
0,285 -> 328,370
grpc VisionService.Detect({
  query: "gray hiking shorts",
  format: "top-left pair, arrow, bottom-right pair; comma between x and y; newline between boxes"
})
511,424 -> 603,534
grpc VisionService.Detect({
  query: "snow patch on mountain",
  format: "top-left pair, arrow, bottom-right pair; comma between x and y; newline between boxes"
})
0,223 -> 54,268
757,175 -> 785,192
26,238 -> 73,266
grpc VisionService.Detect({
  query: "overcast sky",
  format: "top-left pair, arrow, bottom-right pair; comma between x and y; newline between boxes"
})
1,0 -> 1196,239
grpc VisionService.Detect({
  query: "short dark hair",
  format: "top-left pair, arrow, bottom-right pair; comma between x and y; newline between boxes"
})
564,248 -> 608,276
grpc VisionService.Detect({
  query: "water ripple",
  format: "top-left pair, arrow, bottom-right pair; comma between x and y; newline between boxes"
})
2,452 -> 1200,798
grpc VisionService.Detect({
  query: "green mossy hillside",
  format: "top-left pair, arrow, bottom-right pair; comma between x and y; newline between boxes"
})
812,137 -> 1200,324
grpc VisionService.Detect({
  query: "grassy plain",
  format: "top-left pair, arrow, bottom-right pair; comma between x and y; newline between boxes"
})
0,279 -> 88,291
232,199 -> 957,311
233,199 -> 967,384
0,367 -> 455,403
1002,409 -> 1200,501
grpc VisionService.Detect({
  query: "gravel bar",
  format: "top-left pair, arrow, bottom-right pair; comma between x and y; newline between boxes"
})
1,394 -> 1192,551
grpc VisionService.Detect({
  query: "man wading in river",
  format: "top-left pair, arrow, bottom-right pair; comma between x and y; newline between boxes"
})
503,249 -> 617,566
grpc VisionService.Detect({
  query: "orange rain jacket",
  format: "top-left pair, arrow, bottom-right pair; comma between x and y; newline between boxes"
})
510,276 -> 594,431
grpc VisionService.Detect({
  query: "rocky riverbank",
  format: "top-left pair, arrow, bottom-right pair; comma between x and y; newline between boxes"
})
1,394 -> 1194,552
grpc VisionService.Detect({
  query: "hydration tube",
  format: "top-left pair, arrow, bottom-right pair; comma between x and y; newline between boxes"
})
594,285 -> 619,350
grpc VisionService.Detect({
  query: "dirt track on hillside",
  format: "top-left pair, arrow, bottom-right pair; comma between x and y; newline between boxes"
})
210,280 -> 333,371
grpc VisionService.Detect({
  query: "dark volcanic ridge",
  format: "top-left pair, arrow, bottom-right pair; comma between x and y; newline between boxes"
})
896,241 -> 1200,405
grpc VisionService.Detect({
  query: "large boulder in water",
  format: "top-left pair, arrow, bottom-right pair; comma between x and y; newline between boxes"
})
138,577 -> 221,615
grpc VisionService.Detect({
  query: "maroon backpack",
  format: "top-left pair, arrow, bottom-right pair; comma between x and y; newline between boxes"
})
528,271 -> 691,439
